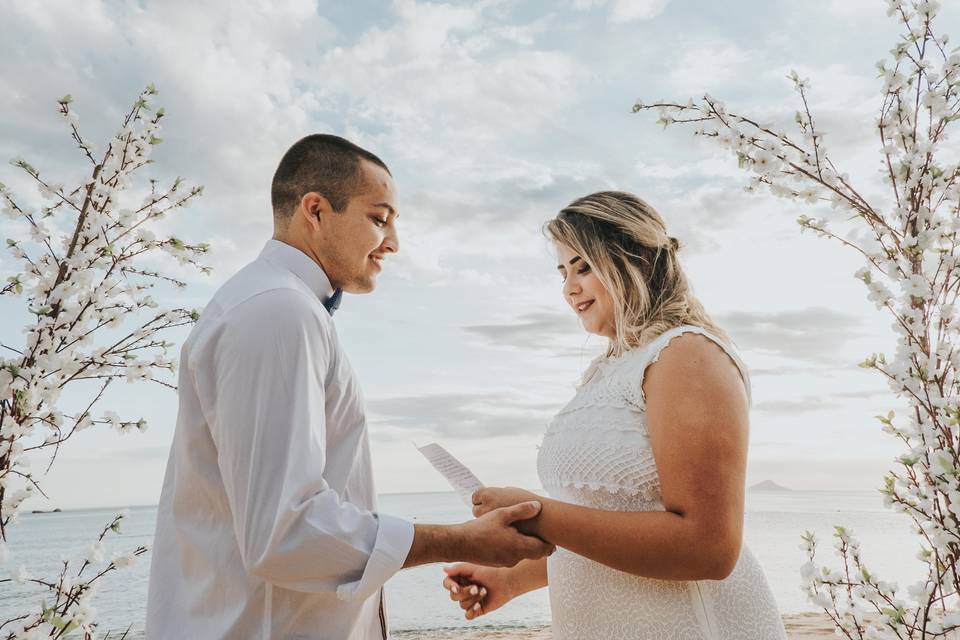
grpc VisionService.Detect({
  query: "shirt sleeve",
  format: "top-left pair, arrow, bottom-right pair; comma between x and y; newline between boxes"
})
192,288 -> 414,599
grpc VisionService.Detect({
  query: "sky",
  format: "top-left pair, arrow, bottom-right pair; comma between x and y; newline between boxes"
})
2,0 -> 957,509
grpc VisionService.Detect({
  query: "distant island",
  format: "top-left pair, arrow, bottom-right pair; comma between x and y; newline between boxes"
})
748,480 -> 792,492
30,508 -> 62,514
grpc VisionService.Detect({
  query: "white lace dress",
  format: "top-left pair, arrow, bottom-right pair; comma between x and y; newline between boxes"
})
536,325 -> 787,640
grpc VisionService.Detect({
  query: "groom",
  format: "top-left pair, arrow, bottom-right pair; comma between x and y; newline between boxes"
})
145,134 -> 553,639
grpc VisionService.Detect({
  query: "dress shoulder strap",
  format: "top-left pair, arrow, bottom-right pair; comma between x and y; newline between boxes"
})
629,324 -> 752,407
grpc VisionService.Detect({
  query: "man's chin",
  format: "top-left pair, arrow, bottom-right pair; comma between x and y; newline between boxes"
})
342,277 -> 377,294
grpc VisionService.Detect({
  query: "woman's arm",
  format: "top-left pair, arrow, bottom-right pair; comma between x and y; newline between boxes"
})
474,333 -> 749,582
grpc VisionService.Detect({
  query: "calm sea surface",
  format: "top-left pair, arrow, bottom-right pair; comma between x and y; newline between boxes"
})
0,490 -> 926,637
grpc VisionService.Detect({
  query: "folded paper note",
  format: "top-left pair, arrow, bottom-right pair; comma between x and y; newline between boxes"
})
416,442 -> 485,506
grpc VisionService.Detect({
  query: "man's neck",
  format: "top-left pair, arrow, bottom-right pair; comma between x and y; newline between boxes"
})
272,232 -> 339,289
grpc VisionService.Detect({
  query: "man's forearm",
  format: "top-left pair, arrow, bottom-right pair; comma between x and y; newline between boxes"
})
402,523 -> 459,569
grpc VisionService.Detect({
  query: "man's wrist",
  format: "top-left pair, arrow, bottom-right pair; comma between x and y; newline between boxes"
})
440,522 -> 466,563
405,523 -> 463,568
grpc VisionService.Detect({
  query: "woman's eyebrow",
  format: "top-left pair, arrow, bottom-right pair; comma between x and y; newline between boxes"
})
556,256 -> 582,270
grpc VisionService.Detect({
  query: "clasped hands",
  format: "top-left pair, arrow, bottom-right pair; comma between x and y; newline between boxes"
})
442,486 -> 548,620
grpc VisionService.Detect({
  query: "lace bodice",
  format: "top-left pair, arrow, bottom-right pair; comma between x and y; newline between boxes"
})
537,324 -> 751,508
536,325 -> 786,640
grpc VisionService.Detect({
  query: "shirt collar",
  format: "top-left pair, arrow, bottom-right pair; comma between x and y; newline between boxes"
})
259,239 -> 337,306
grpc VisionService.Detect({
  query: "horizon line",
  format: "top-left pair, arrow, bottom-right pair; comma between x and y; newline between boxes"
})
21,485 -> 885,514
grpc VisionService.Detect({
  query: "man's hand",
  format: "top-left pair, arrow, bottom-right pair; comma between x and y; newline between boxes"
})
403,500 -> 553,569
455,501 -> 554,567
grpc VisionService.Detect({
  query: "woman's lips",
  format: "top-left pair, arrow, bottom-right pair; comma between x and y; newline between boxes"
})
575,300 -> 594,314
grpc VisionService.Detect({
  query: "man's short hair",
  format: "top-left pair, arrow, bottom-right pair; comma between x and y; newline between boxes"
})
271,134 -> 391,221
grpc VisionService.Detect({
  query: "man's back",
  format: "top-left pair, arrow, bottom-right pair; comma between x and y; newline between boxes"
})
146,241 -> 413,640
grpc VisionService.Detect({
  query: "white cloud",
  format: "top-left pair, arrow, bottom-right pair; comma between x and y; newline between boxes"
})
609,0 -> 672,23
1,0 -> 938,507
570,0 -> 672,23
667,38 -> 754,96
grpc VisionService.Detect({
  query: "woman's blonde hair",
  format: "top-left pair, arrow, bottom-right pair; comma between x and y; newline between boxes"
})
543,190 -> 729,357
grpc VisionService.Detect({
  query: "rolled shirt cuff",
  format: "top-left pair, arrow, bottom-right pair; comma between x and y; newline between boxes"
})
336,513 -> 415,602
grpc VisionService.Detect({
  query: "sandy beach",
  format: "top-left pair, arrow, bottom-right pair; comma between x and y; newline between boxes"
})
393,612 -> 841,638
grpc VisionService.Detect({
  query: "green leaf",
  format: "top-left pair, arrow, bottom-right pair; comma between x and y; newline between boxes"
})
881,607 -> 906,624
13,388 -> 26,413
58,94 -> 73,105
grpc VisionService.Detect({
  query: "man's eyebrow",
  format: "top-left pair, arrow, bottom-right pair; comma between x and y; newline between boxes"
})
556,256 -> 582,270
372,202 -> 397,218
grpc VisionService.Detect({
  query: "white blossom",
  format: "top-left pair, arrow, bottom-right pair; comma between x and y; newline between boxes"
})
635,4 -> 960,634
111,551 -> 136,569
11,565 -> 30,584
0,86 -> 206,636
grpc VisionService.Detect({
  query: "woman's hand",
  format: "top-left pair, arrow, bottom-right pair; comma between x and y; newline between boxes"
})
442,563 -> 516,620
471,486 -> 540,518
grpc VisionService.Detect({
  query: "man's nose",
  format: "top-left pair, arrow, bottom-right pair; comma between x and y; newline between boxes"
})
382,226 -> 399,254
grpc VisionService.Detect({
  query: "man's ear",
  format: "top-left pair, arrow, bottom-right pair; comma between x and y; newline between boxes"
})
298,192 -> 334,231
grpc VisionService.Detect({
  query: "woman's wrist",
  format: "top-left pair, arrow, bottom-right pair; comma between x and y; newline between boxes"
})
499,566 -> 521,600
531,497 -> 557,542
503,557 -> 549,597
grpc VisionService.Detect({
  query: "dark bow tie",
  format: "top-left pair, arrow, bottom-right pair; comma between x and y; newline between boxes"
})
323,288 -> 342,316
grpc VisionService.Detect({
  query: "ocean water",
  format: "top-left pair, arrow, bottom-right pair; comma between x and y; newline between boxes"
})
0,490 -> 926,637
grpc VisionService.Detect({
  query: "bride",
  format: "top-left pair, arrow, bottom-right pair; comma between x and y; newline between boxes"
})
442,191 -> 787,639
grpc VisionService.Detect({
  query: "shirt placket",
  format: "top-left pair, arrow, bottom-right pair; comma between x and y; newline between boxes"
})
378,589 -> 387,639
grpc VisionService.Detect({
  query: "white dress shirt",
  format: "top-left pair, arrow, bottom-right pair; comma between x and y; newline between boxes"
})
146,240 -> 415,640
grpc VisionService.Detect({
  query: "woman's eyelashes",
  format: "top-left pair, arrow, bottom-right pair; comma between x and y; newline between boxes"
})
371,216 -> 388,227
561,263 -> 591,283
